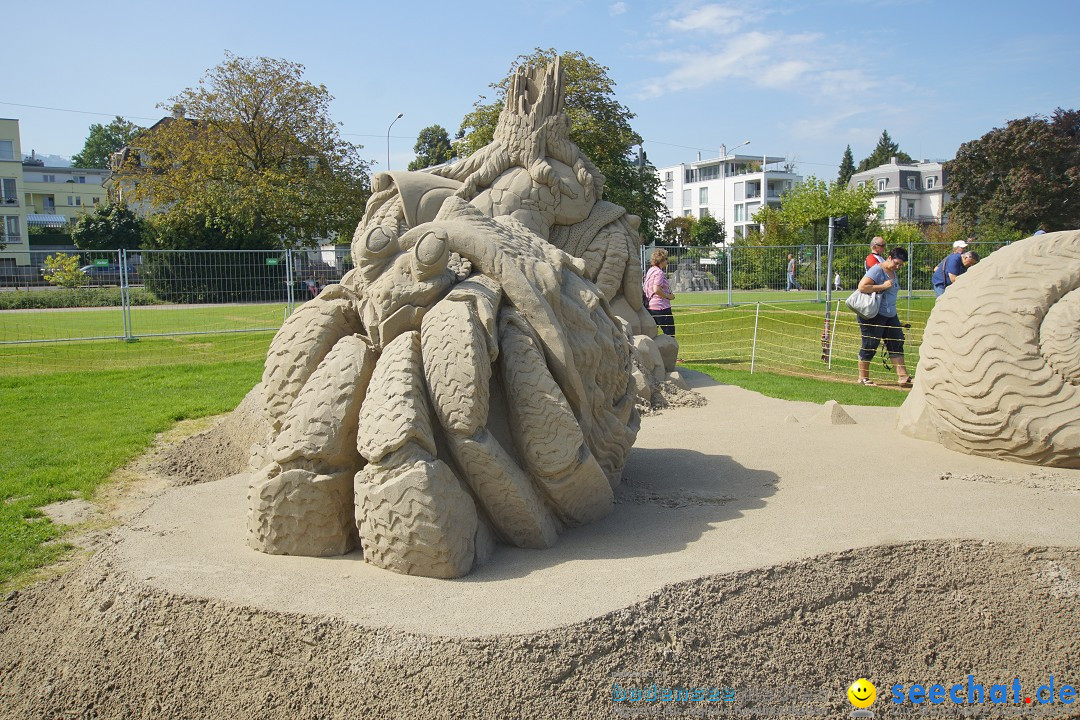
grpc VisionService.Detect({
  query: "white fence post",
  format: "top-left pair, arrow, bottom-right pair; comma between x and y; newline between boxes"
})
750,302 -> 761,374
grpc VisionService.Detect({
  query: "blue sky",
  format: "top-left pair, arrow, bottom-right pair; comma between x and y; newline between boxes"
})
5,0 -> 1077,179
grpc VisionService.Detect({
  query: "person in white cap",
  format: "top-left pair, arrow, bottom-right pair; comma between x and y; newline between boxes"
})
931,240 -> 980,298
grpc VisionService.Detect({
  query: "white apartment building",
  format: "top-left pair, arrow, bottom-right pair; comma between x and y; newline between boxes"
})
848,158 -> 949,227
656,153 -> 800,242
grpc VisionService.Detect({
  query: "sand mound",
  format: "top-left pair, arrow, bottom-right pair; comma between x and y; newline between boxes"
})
2,374 -> 1078,718
1,542 -> 1076,719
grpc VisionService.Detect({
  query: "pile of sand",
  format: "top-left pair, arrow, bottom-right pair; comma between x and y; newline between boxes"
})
1,373 -> 1077,719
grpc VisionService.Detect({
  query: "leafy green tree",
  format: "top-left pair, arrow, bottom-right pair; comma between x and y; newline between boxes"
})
689,214 -> 724,247
71,202 -> 145,250
116,52 -> 371,249
946,108 -> 1080,232
663,216 -> 694,245
837,145 -> 856,186
408,125 -> 454,171
42,253 -> 86,288
856,130 -> 913,172
454,48 -> 667,244
753,175 -> 877,245
71,116 -> 141,169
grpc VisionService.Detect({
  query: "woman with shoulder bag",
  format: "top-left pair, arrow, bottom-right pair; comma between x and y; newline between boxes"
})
644,249 -> 676,336
855,246 -> 911,388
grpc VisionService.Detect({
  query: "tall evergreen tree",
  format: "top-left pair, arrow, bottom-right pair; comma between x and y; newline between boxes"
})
857,130 -> 913,172
837,145 -> 856,186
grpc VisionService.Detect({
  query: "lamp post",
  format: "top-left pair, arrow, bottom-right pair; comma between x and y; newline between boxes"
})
386,112 -> 403,171
717,140 -> 751,245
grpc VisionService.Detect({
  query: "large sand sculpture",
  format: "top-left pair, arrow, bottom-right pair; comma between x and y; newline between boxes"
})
246,61 -> 679,577
898,230 -> 1080,468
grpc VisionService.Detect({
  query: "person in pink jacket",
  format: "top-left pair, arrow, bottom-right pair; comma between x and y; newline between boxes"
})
643,248 -> 676,336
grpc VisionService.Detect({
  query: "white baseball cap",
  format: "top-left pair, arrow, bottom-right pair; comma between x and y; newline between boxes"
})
953,240 -> 969,249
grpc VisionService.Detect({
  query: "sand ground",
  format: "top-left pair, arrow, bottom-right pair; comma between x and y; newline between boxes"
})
2,372 -> 1078,719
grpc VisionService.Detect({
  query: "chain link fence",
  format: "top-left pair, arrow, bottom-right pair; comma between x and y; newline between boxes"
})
642,241 -> 1009,305
0,247 -> 353,375
2,242 -> 992,381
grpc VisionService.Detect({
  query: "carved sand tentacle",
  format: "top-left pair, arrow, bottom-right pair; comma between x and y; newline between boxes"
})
355,331 -> 479,577
270,334 -> 376,472
898,230 -> 1080,468
421,278 -> 558,549
498,308 -> 613,525
261,285 -> 363,434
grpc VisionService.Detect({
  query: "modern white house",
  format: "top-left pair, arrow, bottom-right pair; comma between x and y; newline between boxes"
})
655,151 -> 801,242
848,158 -> 949,227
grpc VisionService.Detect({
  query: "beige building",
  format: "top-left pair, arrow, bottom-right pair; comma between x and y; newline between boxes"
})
0,118 -> 29,269
0,118 -> 110,278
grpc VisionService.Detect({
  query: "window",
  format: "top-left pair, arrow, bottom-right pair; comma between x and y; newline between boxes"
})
665,192 -> 674,209
2,216 -> 20,244
907,177 -> 915,190
682,189 -> 691,207
746,202 -> 760,218
907,201 -> 916,219
92,196 -> 101,205
664,171 -> 672,182
42,174 -> 56,183
876,203 -> 886,220
699,187 -> 708,205
0,140 -> 13,160
1,178 -> 16,203
926,176 -> 936,190
664,171 -> 673,190
734,182 -> 745,201
878,179 -> 888,191
734,204 -> 745,222
68,196 -> 81,206
683,209 -> 693,217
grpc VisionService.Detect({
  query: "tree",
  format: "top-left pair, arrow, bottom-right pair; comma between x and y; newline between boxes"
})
837,145 -> 856,186
945,108 -> 1080,232
71,202 -> 145,250
454,48 -> 667,244
42,253 -> 86,288
408,125 -> 453,171
856,130 -> 913,172
71,117 -> 141,169
663,216 -> 694,245
688,214 -> 724,247
116,52 -> 371,249
752,175 -> 877,245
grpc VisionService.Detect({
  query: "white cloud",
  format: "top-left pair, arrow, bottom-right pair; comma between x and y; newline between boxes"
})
667,3 -> 753,34
609,2 -> 627,15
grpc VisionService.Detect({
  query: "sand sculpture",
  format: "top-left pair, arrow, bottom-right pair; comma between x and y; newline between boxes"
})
898,230 -> 1080,468
246,60 -> 679,577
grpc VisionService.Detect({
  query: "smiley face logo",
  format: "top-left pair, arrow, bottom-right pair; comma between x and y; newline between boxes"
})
848,678 -> 877,709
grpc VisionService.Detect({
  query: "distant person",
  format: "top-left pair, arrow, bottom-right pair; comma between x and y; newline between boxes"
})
931,249 -> 980,298
305,277 -> 319,298
855,246 -> 912,388
834,271 -> 842,291
644,248 -> 675,336
865,237 -> 886,270
1033,228 -> 1046,235
786,254 -> 801,291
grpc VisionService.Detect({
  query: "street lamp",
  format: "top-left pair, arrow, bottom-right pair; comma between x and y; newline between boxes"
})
387,113 -> 403,171
719,139 -> 750,243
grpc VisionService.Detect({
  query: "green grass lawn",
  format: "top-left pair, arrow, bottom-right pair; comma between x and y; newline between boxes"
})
0,302 -> 288,342
0,296 -> 934,590
0,361 -> 263,589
